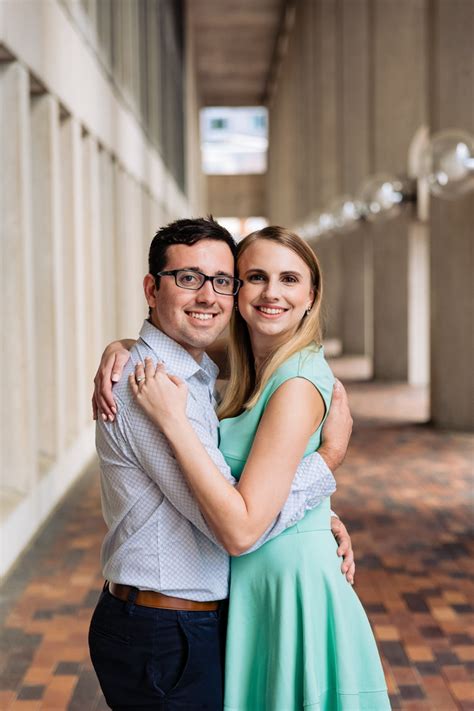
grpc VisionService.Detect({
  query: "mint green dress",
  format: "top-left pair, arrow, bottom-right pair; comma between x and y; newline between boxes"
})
219,346 -> 390,711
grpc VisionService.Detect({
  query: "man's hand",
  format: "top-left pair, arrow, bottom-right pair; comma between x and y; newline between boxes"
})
92,340 -> 135,421
319,379 -> 353,472
331,516 -> 355,584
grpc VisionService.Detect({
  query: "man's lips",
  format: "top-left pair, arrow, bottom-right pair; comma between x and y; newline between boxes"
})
185,311 -> 220,322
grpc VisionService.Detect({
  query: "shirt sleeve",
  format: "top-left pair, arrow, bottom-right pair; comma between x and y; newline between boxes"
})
112,395 -> 235,549
241,452 -> 336,554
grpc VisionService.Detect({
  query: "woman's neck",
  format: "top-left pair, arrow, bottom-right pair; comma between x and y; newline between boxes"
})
250,332 -> 291,371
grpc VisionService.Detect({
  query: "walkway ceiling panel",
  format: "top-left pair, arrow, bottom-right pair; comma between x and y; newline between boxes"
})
192,0 -> 286,106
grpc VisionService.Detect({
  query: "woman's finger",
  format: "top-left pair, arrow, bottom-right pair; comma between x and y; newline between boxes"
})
129,373 -> 139,397
143,357 -> 155,380
135,361 -> 145,384
341,549 -> 354,573
154,361 -> 166,377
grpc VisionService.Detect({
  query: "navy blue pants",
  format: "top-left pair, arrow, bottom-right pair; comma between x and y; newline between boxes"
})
89,589 -> 227,710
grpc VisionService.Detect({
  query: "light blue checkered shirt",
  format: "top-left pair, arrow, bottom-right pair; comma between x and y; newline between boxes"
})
96,320 -> 336,600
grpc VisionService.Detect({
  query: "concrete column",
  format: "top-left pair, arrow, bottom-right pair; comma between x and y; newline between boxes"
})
99,149 -> 117,343
116,168 -> 144,334
0,62 -> 37,497
316,239 -> 343,344
30,93 -> 64,468
82,133 -> 103,390
429,0 -> 474,430
339,0 -> 372,356
372,215 -> 410,380
60,115 -> 87,438
341,229 -> 373,356
408,222 -> 430,385
371,0 -> 428,380
310,0 -> 342,340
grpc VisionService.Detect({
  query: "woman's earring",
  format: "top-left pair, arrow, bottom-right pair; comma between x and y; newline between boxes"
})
306,305 -> 312,315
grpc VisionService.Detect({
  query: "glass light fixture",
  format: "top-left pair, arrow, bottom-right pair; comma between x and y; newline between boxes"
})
317,211 -> 336,235
328,195 -> 365,232
357,173 -> 415,221
420,129 -> 474,199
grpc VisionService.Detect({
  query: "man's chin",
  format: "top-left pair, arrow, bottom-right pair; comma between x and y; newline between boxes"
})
181,324 -> 223,349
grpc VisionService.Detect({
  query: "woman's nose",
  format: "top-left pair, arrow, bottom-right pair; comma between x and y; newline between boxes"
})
262,278 -> 280,299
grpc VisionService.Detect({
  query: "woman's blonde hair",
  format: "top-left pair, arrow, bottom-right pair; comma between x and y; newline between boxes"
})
218,226 -> 324,420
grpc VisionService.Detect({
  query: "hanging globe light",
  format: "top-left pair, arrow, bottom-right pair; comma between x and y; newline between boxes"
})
357,173 -> 415,221
328,195 -> 366,232
317,211 -> 336,235
420,129 -> 474,199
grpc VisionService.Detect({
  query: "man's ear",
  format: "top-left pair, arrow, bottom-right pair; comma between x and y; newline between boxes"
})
143,274 -> 157,308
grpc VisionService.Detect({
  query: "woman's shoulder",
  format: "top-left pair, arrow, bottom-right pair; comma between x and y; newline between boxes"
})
261,345 -> 334,406
272,344 -> 333,383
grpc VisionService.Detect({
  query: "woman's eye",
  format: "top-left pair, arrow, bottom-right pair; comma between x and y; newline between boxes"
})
248,273 -> 265,282
282,275 -> 298,283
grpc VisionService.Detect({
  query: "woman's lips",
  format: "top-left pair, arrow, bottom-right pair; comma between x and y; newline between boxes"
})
253,305 -> 288,318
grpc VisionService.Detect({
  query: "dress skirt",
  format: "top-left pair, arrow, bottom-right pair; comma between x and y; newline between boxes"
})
223,500 -> 391,711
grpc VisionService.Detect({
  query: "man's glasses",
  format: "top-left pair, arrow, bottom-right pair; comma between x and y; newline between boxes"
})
157,269 -> 242,296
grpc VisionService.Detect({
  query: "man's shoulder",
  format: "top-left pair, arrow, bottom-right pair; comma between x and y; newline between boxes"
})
111,340 -> 162,405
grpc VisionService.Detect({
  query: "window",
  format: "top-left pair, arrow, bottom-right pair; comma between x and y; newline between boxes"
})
210,118 -> 228,130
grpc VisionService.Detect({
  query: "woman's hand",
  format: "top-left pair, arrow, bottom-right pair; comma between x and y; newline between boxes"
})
130,357 -> 188,429
92,339 -> 135,421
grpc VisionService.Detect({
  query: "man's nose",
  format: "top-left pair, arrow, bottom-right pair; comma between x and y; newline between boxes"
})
195,279 -> 216,302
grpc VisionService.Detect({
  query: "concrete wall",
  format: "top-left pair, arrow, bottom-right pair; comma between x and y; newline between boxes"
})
207,174 -> 266,217
0,0 -> 203,577
429,0 -> 474,430
266,0 -> 472,429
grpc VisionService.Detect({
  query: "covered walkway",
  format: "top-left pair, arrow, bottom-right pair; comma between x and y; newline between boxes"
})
0,360 -> 472,711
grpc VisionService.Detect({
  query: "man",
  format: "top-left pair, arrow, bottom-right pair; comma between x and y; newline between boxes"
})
90,217 -> 354,710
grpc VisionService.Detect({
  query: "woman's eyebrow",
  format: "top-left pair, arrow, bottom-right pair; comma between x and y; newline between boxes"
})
281,270 -> 302,277
244,268 -> 303,278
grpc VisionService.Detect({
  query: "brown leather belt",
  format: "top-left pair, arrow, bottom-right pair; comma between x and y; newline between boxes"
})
108,582 -> 220,611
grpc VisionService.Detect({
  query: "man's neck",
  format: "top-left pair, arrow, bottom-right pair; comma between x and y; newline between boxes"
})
148,316 -> 205,364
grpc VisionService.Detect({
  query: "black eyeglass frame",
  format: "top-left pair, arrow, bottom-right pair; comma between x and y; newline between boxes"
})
156,269 -> 243,296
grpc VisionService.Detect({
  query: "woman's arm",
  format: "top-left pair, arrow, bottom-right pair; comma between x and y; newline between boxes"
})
92,339 -> 136,420
131,359 -> 326,555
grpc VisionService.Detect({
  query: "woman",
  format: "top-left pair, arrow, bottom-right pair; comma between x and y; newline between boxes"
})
99,227 -> 389,710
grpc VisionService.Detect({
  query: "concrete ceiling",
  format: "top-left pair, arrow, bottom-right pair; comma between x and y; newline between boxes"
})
191,0 -> 289,107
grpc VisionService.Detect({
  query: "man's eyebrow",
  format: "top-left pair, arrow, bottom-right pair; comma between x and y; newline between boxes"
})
179,266 -> 234,277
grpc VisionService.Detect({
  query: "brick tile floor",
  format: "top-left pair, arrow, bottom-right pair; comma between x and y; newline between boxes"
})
0,361 -> 473,710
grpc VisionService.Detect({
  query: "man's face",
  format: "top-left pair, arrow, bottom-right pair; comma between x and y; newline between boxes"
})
145,240 -> 235,361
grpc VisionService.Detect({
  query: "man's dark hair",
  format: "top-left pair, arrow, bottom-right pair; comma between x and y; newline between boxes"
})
148,216 -> 237,287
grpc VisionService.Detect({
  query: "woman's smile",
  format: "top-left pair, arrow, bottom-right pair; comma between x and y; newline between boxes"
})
253,304 -> 289,318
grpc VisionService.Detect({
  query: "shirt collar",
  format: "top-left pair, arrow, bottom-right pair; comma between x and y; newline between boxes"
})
138,320 -> 219,383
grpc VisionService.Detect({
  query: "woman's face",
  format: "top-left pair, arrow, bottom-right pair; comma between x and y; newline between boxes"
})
237,239 -> 314,347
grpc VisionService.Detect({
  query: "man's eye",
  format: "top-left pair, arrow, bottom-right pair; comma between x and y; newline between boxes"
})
180,273 -> 200,284
215,277 -> 231,286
